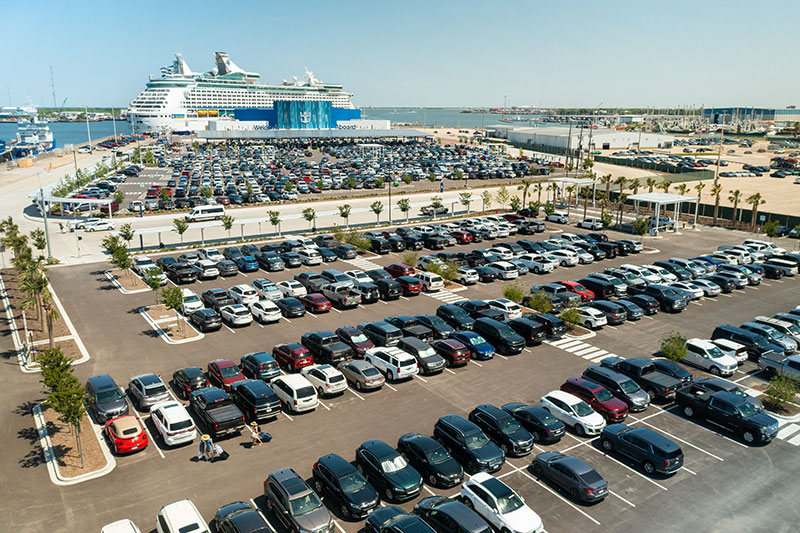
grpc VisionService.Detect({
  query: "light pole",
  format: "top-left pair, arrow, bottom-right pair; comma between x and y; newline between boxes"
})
84,106 -> 93,153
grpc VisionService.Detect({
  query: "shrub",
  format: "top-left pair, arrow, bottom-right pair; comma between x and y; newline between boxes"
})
633,217 -> 649,236
601,211 -> 613,228
559,306 -> 582,330
660,331 -> 688,361
764,220 -> 780,238
543,203 -> 555,216
503,281 -> 525,303
402,251 -> 419,268
764,375 -> 798,407
524,290 -> 552,313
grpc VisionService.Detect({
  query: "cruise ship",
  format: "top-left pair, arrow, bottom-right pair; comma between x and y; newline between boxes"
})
128,52 -> 356,132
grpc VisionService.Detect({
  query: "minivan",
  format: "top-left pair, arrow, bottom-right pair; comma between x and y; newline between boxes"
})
581,365 -> 651,412
269,374 -> 319,413
433,414 -> 505,473
86,374 -> 129,423
711,324 -> 784,360
321,268 -> 352,286
185,204 -> 225,222
472,318 -> 525,355
398,337 -> 447,375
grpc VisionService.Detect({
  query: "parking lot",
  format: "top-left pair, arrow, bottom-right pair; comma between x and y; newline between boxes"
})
4,222 -> 800,532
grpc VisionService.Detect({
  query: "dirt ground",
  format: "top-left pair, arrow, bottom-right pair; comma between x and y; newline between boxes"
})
41,405 -> 107,479
1,269 -> 71,342
110,268 -> 148,292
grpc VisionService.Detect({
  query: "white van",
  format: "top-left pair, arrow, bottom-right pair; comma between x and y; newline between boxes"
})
765,258 -> 798,275
416,271 -> 444,292
270,374 -> 318,413
298,248 -> 322,266
156,500 -> 209,533
185,205 -> 225,222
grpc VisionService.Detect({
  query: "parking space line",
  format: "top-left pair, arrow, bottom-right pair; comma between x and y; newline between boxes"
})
643,316 -> 654,320
691,302 -> 703,307
585,445 -> 668,491
332,308 -> 342,314
400,296 -> 409,301
609,489 -> 636,507
256,321 -> 265,328
682,466 -> 697,475
774,280 -> 784,283
762,282 -> 772,287
524,348 -> 533,354
120,387 -> 164,459
223,324 -> 236,334
787,433 -> 800,446
282,412 -> 294,421
515,466 -> 601,526
720,294 -> 732,298
307,313 -> 318,319
347,388 -> 365,401
605,325 -> 618,330
776,424 -> 800,439
333,520 -> 347,533
630,418 -> 724,461
654,405 -> 749,449
282,317 -> 292,324
470,360 -> 484,367
497,354 -> 508,360
379,300 -> 389,305
239,272 -> 248,277
318,400 -> 331,411
415,374 -> 428,383
385,383 -> 398,391
749,287 -> 759,291
561,438 -> 596,453
249,499 -> 277,533
445,369 -> 456,375
423,485 -> 436,496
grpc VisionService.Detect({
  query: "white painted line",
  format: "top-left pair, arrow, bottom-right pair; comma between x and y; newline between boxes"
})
588,352 -> 611,363
682,466 -> 697,475
223,324 -> 236,334
379,300 -> 389,305
250,499 -> 277,533
517,467 -> 601,525
524,348 -> 533,354
415,374 -> 428,383
655,406 -> 749,448
720,294 -> 733,298
120,388 -> 164,459
586,445 -> 668,491
446,368 -> 456,375
581,348 -> 606,359
385,383 -> 398,391
347,388 -> 365,401
564,343 -> 590,353
318,400 -> 331,411
691,302 -> 703,307
256,321 -> 265,328
239,272 -> 248,277
774,280 -> 784,284
787,433 -> 800,446
749,287 -> 759,291
282,317 -> 292,324
333,520 -> 347,533
609,489 -> 636,508
282,412 -> 294,422
560,438 -> 596,453
776,423 -> 800,439
307,312 -> 318,319
761,282 -> 772,287
550,338 -> 580,348
332,308 -> 342,314
471,360 -> 484,367
498,354 -> 509,360
400,296 -> 409,301
423,485 -> 436,496
643,315 -> 654,320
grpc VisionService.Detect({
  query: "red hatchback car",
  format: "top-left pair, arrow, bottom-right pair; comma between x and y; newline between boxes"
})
431,339 -> 471,366
300,293 -> 332,313
450,231 -> 474,245
273,342 -> 314,372
104,415 -> 148,454
336,326 -> 375,356
559,280 -> 595,302
207,359 -> 246,391
384,263 -> 416,278
560,377 -> 628,423
396,276 -> 422,296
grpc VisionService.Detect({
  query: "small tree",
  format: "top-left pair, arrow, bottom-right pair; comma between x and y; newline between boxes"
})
143,267 -> 164,306
559,306 -> 582,331
143,149 -> 155,167
220,214 -> 235,237
481,191 -> 493,211
496,185 -> 511,210
543,203 -> 555,216
660,331 -> 688,361
285,181 -> 294,193
268,211 -> 281,236
402,251 -> 419,268
396,198 -> 411,222
427,172 -> 436,182
764,375 -> 798,411
119,223 -> 135,249
302,207 -> 317,230
764,220 -> 780,238
161,285 -> 185,333
131,146 -> 141,164
370,201 -> 384,223
459,192 -> 472,213
633,217 -> 649,236
338,204 -> 352,228
503,281 -> 525,303
430,196 -> 443,219
30,229 -> 47,257
40,347 -> 87,468
200,186 -> 212,199
173,217 -> 189,243
601,211 -> 613,229
524,290 -> 552,313
113,190 -> 125,206
159,188 -> 171,203
510,196 -> 522,212
403,174 -> 413,185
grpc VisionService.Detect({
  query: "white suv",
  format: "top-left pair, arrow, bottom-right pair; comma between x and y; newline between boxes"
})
301,364 -> 348,397
298,248 -> 322,266
516,253 -> 556,274
228,284 -> 258,305
577,307 -> 608,329
181,289 -> 203,314
150,401 -> 197,447
197,247 -> 224,262
270,374 -> 318,413
220,304 -> 253,327
540,390 -> 606,437
489,298 -> 522,320
684,339 -> 738,376
252,278 -> 283,301
156,499 -> 209,533
460,472 -> 543,533
416,271 -> 444,292
249,300 -> 282,324
364,347 -> 419,381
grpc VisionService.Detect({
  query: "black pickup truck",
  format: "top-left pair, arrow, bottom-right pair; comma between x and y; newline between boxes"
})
600,357 -> 682,402
165,262 -> 198,284
675,383 -> 779,444
189,387 -> 245,439
301,330 -> 355,365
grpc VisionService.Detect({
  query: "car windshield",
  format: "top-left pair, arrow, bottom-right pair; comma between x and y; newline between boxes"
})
425,446 -> 451,465
96,389 -> 122,403
339,473 -> 367,493
496,492 -> 524,514
737,402 -> 759,418
619,379 -> 641,394
573,401 -> 594,417
220,366 -> 240,378
381,454 -> 408,473
450,308 -> 469,319
579,469 -> 604,484
289,493 -> 322,516
707,346 -> 726,358
465,431 -> 490,450
786,324 -> 800,336
362,367 -> 380,377
470,336 -> 488,346
426,316 -> 446,327
145,384 -> 167,395
594,388 -> 614,402
497,416 -> 522,434
350,333 -> 369,343
185,295 -> 200,303
573,284 -> 587,292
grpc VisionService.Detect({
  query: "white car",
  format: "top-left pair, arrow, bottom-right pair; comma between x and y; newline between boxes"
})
75,217 -> 101,230
277,280 -> 307,298
576,307 -> 608,329
85,220 -> 115,232
564,246 -> 593,264
516,253 -> 557,274
100,519 -> 141,533
197,247 -> 224,262
577,217 -> 603,230
227,284 -> 258,305
558,232 -> 585,244
684,339 -> 739,376
297,248 -> 322,265
645,265 -> 678,282
489,298 -> 522,320
249,299 -> 282,323
192,259 -> 219,279
743,239 -> 785,255
619,264 -> 660,284
416,271 -> 444,292
711,338 -> 748,364
540,390 -> 606,437
364,346 -> 419,381
457,267 -> 479,285
181,289 -> 203,314
545,212 -> 569,224
488,247 -> 514,260
670,282 -> 704,300
177,252 -> 199,264
252,278 -> 283,301
548,249 -> 579,267
149,401 -> 197,446
156,500 -> 209,533
270,374 -> 318,413
689,278 -> 722,297
345,270 -> 372,284
460,473 -> 544,533
301,364 -> 348,397
140,264 -> 168,285
298,238 -> 318,249
707,252 -> 738,265
487,261 -> 519,280
219,304 -> 253,327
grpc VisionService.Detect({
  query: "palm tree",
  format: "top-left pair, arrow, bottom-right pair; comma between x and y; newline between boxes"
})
646,177 -> 657,193
694,182 -> 706,220
613,177 -> 627,207
40,288 -> 59,349
746,193 -> 765,230
728,189 -> 743,222
656,181 -> 671,194
518,179 -> 532,208
565,185 -> 576,217
598,174 -> 613,214
534,182 -> 543,204
617,193 -> 628,227
711,183 -> 723,224
676,183 -> 689,196
630,178 -> 640,195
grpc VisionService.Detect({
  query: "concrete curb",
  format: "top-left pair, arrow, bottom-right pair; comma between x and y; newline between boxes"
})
104,270 -> 151,295
32,404 -> 116,486
139,308 -> 205,345
47,282 -> 91,366
565,329 -> 597,341
641,247 -> 661,254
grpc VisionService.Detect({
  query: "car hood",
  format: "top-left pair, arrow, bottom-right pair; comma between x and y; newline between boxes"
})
346,485 -> 379,509
433,457 -> 464,479
747,411 -> 778,428
98,398 -> 128,414
470,442 -> 504,463
293,506 -> 331,531
473,342 -> 494,354
386,466 -> 422,490
504,506 -> 543,533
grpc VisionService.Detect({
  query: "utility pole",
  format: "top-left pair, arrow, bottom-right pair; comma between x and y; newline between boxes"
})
37,175 -> 52,259
713,113 -> 725,189
50,66 -> 57,108
111,107 -> 117,167
85,106 -> 93,153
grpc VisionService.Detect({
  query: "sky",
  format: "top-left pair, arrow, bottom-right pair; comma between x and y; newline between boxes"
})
5,0 -> 799,109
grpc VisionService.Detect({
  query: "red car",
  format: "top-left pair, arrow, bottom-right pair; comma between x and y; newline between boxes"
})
430,339 -> 471,366
145,188 -> 159,199
215,196 -> 231,205
502,214 -> 525,223
299,293 -> 332,313
561,377 -> 628,423
99,202 -> 120,214
336,326 -> 374,356
450,231 -> 474,244
559,280 -> 595,302
207,359 -> 245,391
104,415 -> 148,454
396,276 -> 422,296
273,342 -> 314,372
384,263 -> 416,278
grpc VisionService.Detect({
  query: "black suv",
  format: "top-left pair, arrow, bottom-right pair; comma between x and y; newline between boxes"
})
600,424 -> 684,475
455,300 -> 506,321
711,324 -> 784,361
436,304 -> 475,330
397,432 -> 464,488
230,379 -> 281,423
433,414 -> 505,474
468,404 -> 534,456
632,284 -> 687,312
311,453 -> 379,520
501,403 -> 566,443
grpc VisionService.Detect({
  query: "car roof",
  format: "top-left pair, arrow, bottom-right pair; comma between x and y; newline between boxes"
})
130,373 -> 162,386
273,374 -> 311,388
360,439 -> 398,459
269,468 -> 310,497
473,403 -> 510,419
545,389 -> 582,405
211,358 -> 237,367
109,415 -> 141,435
318,453 -> 358,476
152,401 -> 191,421
159,499 -> 205,527
627,427 -> 682,452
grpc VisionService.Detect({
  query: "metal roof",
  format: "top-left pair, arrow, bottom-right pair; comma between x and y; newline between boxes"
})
626,192 -> 698,205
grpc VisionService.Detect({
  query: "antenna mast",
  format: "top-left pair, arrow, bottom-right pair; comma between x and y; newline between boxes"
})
50,66 -> 57,108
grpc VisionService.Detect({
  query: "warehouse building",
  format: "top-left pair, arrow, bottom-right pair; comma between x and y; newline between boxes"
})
703,107 -> 800,125
488,125 -> 674,151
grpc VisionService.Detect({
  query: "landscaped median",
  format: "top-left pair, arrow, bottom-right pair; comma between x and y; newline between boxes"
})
140,304 -> 204,344
104,268 -> 150,294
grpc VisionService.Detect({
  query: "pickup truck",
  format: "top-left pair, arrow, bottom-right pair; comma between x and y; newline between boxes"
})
600,357 -> 682,402
301,330 -> 355,365
320,282 -> 362,308
165,262 -> 198,284
421,205 -> 449,216
675,384 -> 779,444
758,352 -> 800,381
189,387 -> 245,439
294,271 -> 326,293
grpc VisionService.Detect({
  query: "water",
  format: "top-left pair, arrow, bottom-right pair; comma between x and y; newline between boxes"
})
0,120 -> 132,148
362,108 -> 546,129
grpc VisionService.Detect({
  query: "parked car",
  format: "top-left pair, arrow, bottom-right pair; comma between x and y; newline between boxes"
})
207,359 -> 246,391
270,374 -> 319,413
540,390 -> 606,437
156,500 -> 209,533
127,373 -> 171,410
355,439 -> 423,502
501,403 -> 565,443
531,452 -> 608,502
301,364 -> 348,397
460,473 -> 543,533
311,453 -> 379,520
188,387 -> 245,439
104,415 -> 148,454
338,359 -> 385,391
149,401 -> 197,447
396,432 -> 464,488
264,468 -> 333,532
433,414 -> 505,474
600,424 -> 684,474
86,374 -> 129,423
468,404 -> 534,457
240,352 -> 281,381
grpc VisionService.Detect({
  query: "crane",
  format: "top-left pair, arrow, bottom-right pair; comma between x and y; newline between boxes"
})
56,97 -> 68,115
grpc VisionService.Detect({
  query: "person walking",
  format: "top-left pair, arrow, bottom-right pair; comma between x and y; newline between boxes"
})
198,434 -> 215,461
247,421 -> 263,447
